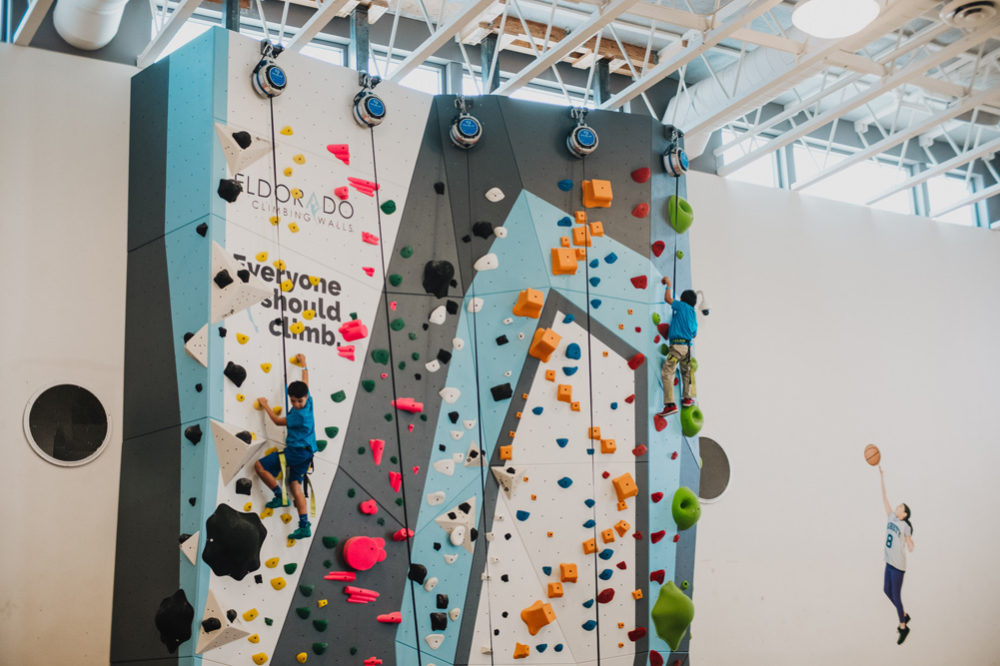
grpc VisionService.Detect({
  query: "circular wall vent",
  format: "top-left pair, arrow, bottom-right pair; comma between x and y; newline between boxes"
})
940,0 -> 997,28
23,384 -> 111,466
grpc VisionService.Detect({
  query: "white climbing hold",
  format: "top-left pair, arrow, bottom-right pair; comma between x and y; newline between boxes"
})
424,577 -> 439,592
449,525 -> 466,547
503,317 -> 513,325
494,226 -> 508,239
439,387 -> 461,404
463,419 -> 476,430
184,324 -> 209,368
484,187 -> 504,202
466,298 -> 484,313
491,466 -> 521,498
426,491 -> 446,506
450,430 -> 464,440
180,531 -> 200,565
452,453 -> 465,463
443,553 -> 458,564
453,337 -> 465,350
425,360 -> 441,373
432,459 -> 455,476
517,332 -> 526,340
449,608 -> 461,621
425,633 -> 445,650
485,532 -> 494,542
428,305 -> 447,325
504,370 -> 512,377
464,441 -> 485,467
473,254 -> 498,271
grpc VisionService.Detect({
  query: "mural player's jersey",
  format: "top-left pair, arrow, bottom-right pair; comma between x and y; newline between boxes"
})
885,516 -> 911,570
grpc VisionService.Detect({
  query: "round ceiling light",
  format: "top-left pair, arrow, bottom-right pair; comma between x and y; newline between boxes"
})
792,0 -> 880,40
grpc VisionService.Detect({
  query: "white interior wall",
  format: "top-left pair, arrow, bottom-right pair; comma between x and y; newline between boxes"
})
687,172 -> 1000,665
0,44 -> 133,665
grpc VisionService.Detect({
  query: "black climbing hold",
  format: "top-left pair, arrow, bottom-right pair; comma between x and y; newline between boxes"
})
461,235 -> 471,243
184,424 -> 203,445
422,260 -> 455,298
470,527 -> 479,541
189,497 -> 197,506
224,362 -> 247,387
183,332 -> 194,343
154,589 -> 193,654
414,373 -> 422,381
433,182 -> 445,194
438,444 -> 446,452
472,221 -> 494,238
430,612 -> 447,630
501,574 -> 510,582
450,279 -> 458,287
254,574 -> 263,584
201,503 -> 267,581
218,327 -> 227,337
433,542 -> 441,550
232,131 -> 252,149
195,383 -> 203,392
196,222 -> 209,237
236,269 -> 250,283
490,383 -> 513,401
437,349 -> 452,364
226,609 -> 237,622
179,533 -> 191,543
202,617 -> 222,633
458,502 -> 471,514
504,533 -> 512,540
217,178 -> 243,203
445,300 -> 459,315
502,611 -> 509,618
235,430 -> 253,444
496,335 -> 508,345
436,594 -> 449,609
235,478 -> 252,495
448,411 -> 459,424
408,563 -> 428,584
214,270 -> 234,289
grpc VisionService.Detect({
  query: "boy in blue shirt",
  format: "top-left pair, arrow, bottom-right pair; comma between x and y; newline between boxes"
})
657,276 -> 698,417
254,353 -> 315,540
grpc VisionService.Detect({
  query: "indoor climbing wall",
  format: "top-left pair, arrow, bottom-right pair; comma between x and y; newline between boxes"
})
114,25 -> 702,666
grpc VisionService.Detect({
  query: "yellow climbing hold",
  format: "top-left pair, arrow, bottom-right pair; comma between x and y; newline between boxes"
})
280,513 -> 293,524
265,557 -> 279,568
283,167 -> 293,177
244,502 -> 253,512
253,399 -> 263,410
280,126 -> 293,135
237,333 -> 249,344
286,537 -> 297,547
302,309 -> 315,320
261,363 -> 272,373
308,276 -> 320,286
290,188 -> 303,199
252,652 -> 269,665
317,599 -> 328,608
280,279 -> 293,292
289,322 -> 305,335
290,355 -> 304,366
273,259 -> 287,270
270,577 -> 286,590
272,406 -> 283,415
248,634 -> 260,644
260,507 -> 274,519
293,154 -> 305,165
288,222 -> 300,233
270,216 -> 280,225
236,394 -> 245,402
243,608 -> 258,621
256,251 -> 268,262
296,652 -> 308,663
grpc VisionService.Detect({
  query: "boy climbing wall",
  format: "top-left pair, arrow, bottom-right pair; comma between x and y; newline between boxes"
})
657,276 -> 698,417
254,353 -> 315,540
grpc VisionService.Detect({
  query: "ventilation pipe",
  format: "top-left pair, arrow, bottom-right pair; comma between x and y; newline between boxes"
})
54,0 -> 130,50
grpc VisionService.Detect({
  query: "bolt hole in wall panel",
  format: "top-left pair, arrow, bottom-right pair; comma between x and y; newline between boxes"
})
114,26 -> 700,666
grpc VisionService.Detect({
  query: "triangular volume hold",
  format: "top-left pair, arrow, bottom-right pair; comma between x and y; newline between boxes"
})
195,589 -> 249,654
210,419 -> 265,485
210,242 -> 271,323
184,324 -> 209,368
214,123 -> 273,174
180,531 -> 200,565
434,497 -> 477,554
491,466 -> 521,499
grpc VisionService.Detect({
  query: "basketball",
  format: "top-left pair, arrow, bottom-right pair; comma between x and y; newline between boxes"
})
864,444 -> 881,466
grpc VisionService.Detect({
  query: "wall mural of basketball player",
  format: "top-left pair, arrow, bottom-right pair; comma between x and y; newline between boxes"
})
879,464 -> 915,645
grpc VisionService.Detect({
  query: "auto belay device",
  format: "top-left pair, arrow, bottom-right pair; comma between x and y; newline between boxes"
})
251,40 -> 287,98
449,97 -> 483,149
353,73 -> 386,128
663,128 -> 689,177
566,107 -> 598,158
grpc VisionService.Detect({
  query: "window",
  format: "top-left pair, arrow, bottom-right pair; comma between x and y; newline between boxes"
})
792,143 -> 913,215
395,64 -> 444,95
24,385 -> 111,466
926,173 -> 977,226
718,129 -> 780,188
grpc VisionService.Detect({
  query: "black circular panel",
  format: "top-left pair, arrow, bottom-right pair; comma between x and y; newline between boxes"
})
26,384 -> 109,465
698,436 -> 731,501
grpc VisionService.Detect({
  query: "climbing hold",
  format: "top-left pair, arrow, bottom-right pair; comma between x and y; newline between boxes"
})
667,195 -> 694,234
490,383 -> 513,401
184,424 -> 203,445
377,611 -> 402,624
343,536 -> 387,571
582,619 -> 598,631
359,499 -> 378,515
612,473 -> 638,503
408,563 -> 428,584
201,504 -> 266,581
557,476 -> 573,488
251,653 -> 269,664
630,275 -> 648,289
651,240 -> 665,257
650,581 -> 695,651
515,510 -> 530,521
217,179 -> 243,203
330,390 -> 347,403
296,653 -> 308,663
154,589 -> 194,653
326,143 -> 349,164
581,179 -> 613,208
521,600 -> 556,636
512,288 -> 544,318
473,253 -> 498,271
628,353 -> 645,369
631,167 -> 651,183
422,260 -> 455,298
597,588 -> 615,603
672,487 -> 701,530
680,405 -> 704,436
653,414 -> 668,432
551,248 -> 579,275
632,203 -> 650,218
557,179 -> 574,191
380,200 -> 396,214
223,362 -> 247,387
528,328 -> 562,362
676,250 -> 685,259
485,187 -> 505,202
270,577 -> 286,590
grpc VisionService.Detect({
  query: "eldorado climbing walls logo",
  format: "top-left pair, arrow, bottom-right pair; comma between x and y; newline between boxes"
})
232,169 -> 355,233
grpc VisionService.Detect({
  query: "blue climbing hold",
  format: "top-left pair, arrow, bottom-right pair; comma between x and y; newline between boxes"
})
591,299 -> 602,308
557,477 -> 573,489
536,644 -> 548,653
542,566 -> 552,576
589,259 -> 599,268
563,366 -> 578,376
589,277 -> 600,287
557,216 -> 573,227
604,252 -> 618,264
582,599 -> 595,609
586,448 -> 595,455
598,548 -> 614,560
599,569 -> 613,580
556,438 -> 569,448
565,343 -> 581,360
563,313 -> 575,323
582,619 -> 597,631
583,519 -> 596,528
584,498 -> 595,508
516,510 -> 530,521
610,402 -> 618,410
557,179 -> 574,191
532,406 -> 544,415
554,644 -> 564,652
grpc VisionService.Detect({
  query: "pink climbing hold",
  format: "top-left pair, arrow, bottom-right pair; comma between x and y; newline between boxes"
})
334,186 -> 350,200
388,471 -> 402,493
632,203 -> 650,218
650,530 -> 666,544
630,275 -> 648,289
631,167 -> 651,183
407,424 -> 415,433
411,466 -> 420,475
362,232 -> 380,245
653,414 -> 667,432
651,240 -> 665,257
362,267 -> 375,277
337,345 -> 356,361
377,612 -> 402,624
340,319 -> 369,342
389,301 -> 397,310
324,571 -> 356,581
343,536 -> 387,571
380,373 -> 388,379
348,177 -> 379,196
327,144 -> 350,165
360,499 -> 378,515
392,397 -> 424,413
370,439 -> 385,465
345,586 -> 380,603
392,528 -> 414,542
363,658 -> 384,665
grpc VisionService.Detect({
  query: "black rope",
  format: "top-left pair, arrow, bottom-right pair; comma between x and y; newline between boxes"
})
267,97 -> 291,417
672,175 -> 679,293
368,127 -> 424,666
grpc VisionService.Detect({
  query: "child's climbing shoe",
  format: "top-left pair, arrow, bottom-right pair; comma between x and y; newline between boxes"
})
289,524 -> 312,540
896,626 -> 910,645
681,398 -> 695,407
657,403 -> 678,416
265,496 -> 289,509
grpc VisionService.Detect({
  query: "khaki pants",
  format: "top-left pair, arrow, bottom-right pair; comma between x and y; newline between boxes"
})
661,343 -> 695,404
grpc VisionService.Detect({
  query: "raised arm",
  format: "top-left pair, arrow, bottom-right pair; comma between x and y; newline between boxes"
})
661,276 -> 674,305
296,353 -> 309,386
879,466 -> 891,516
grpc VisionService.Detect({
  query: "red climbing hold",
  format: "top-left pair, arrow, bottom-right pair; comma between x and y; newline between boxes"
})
651,492 -> 663,503
616,561 -> 627,570
601,471 -> 610,479
370,439 -> 385,465
632,203 -> 650,218
392,528 -> 414,542
649,650 -> 664,666
673,534 -> 680,543
651,240 -> 665,257
657,322 -> 670,337
624,394 -> 635,404
362,267 -> 375,277
597,588 -> 615,604
654,335 -> 661,343
630,275 -> 648,289
627,627 -> 647,642
348,177 -> 379,196
340,319 -> 369,342
392,397 -> 424,413
631,167 -> 651,183
334,186 -> 349,200
650,530 -> 666,544
388,472 -> 402,493
377,612 -> 402,624
343,536 -> 387,571
650,569 -> 665,584
362,232 -> 380,245
671,451 -> 678,460
363,658 -> 383,665
412,466 -> 420,475
360,499 -> 378,514
324,571 -> 356,581
327,144 -> 350,165
345,586 -> 380,603
653,414 -> 667,432
627,353 -> 645,369
632,531 -> 643,540
631,444 -> 648,457
337,346 -> 356,361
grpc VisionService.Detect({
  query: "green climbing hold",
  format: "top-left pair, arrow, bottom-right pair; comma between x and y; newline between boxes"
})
299,584 -> 314,596
316,439 -> 328,452
372,349 -> 389,365
660,343 -> 669,356
347,488 -> 356,498
323,559 -> 332,568
681,580 -> 690,590
296,607 -> 311,619
390,318 -> 405,331
325,426 -> 339,438
667,195 -> 694,234
330,391 -> 346,403
357,446 -> 366,455
284,562 -> 298,574
322,536 -> 338,549
652,312 -> 661,325
384,413 -> 393,422
650,581 -> 694,651
690,357 -> 698,373
398,361 -> 406,370
381,200 -> 397,214
312,642 -> 328,655
313,619 -> 328,632
388,274 -> 402,286
408,332 -> 417,341
395,498 -> 403,506
411,352 -> 420,361
349,312 -> 358,320
264,617 -> 273,626
680,405 -> 704,437
361,380 -> 376,392
349,647 -> 358,655
390,456 -> 398,464
419,414 -> 427,422
376,517 -> 385,526
676,250 -> 685,259
671,487 -> 701,531
400,246 -> 414,258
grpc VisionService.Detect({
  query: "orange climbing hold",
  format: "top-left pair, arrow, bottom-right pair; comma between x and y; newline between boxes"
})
513,643 -> 530,659
588,426 -> 602,440
556,384 -> 573,403
601,438 -> 617,454
551,248 -> 578,275
512,289 -> 544,318
574,211 -> 588,225
545,369 -> 556,382
499,444 -> 513,461
560,236 -> 571,247
582,538 -> 597,554
582,179 -> 613,208
547,582 -> 564,598
572,226 -> 592,247
560,563 -> 578,583
589,221 -> 604,237
612,473 -> 638,503
521,600 -> 556,636
601,528 -> 616,544
614,520 -> 630,536
529,328 -> 562,362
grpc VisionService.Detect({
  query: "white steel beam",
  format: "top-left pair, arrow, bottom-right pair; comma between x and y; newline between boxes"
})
388,0 -> 498,81
868,136 -> 1000,204
493,0 -> 640,95
599,0 -> 783,110
12,0 -> 55,45
286,0 -> 359,52
719,18 -> 1000,177
929,182 -> 1000,219
136,0 -> 200,68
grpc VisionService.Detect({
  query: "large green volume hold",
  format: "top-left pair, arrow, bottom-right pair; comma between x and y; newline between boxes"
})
671,486 -> 701,531
651,581 -> 695,650
667,195 -> 694,234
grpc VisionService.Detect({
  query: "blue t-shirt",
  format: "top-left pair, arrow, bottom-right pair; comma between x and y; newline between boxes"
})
669,300 -> 698,341
285,395 -> 317,452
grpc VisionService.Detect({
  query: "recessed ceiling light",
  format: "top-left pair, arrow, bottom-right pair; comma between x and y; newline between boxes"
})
792,0 -> 881,40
